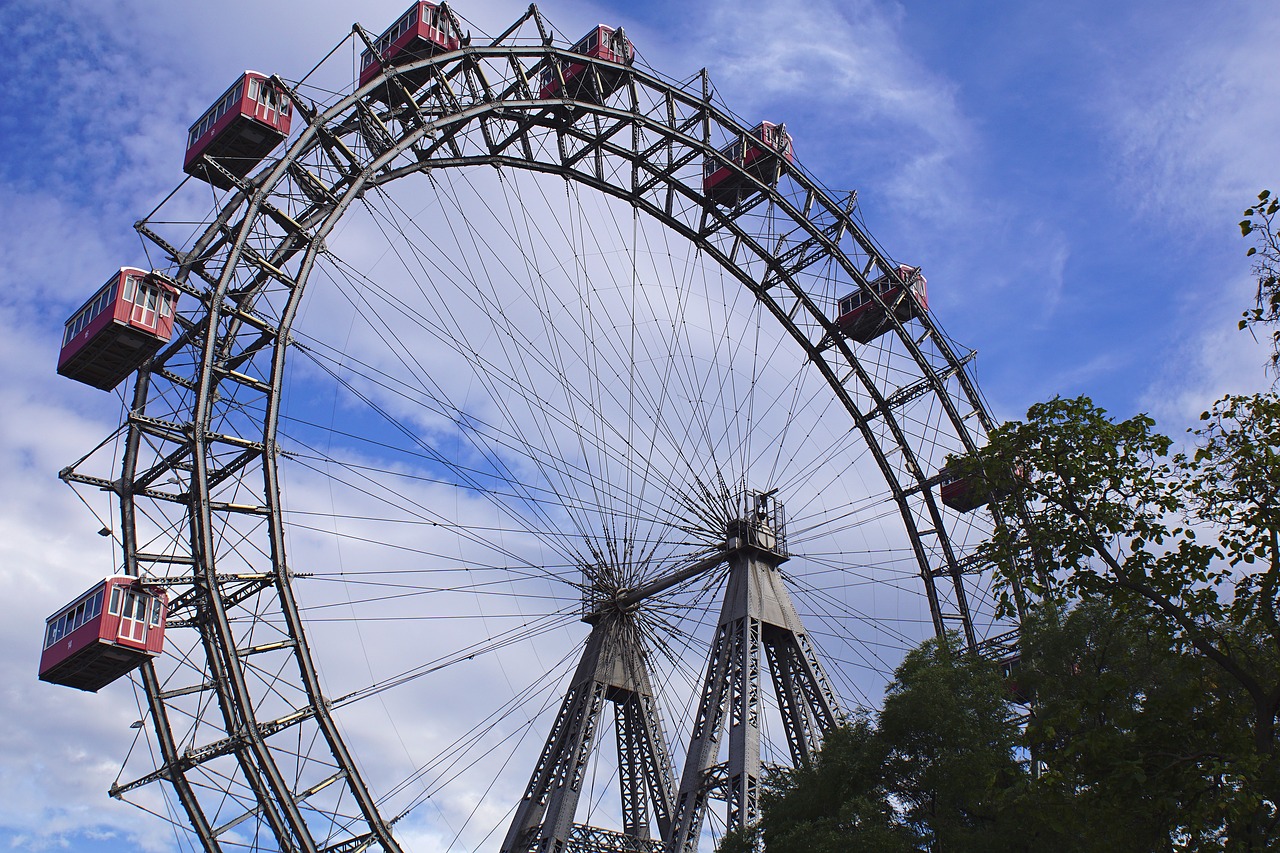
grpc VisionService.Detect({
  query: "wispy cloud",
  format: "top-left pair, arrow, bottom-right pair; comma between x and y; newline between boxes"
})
1098,10 -> 1280,227
1086,5 -> 1280,420
4,1 -> 1280,849
687,0 -> 972,220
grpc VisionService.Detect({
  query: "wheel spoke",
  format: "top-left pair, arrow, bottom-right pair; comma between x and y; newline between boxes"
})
61,9 -> 1012,851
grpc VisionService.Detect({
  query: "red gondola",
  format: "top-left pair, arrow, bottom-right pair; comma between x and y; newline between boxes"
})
184,71 -> 292,189
39,577 -> 167,692
359,2 -> 461,100
703,121 -> 794,207
937,462 -> 1020,512
538,25 -> 635,103
1000,653 -> 1032,704
57,267 -> 180,391
835,264 -> 928,344
938,468 -> 986,512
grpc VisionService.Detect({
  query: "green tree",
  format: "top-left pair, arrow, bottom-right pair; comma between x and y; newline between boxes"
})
750,713 -> 913,853
712,824 -> 757,853
1241,190 -> 1280,374
1017,598 -> 1255,850
955,393 -> 1280,847
733,639 -> 1024,853
878,638 -> 1025,852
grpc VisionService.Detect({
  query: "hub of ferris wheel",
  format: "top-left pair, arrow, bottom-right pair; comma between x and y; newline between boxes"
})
503,488 -> 842,853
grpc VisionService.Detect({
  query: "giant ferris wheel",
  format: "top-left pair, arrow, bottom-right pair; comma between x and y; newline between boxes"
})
53,4 -> 1015,851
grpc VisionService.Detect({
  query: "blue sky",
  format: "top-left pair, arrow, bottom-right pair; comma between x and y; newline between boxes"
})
2,0 -> 1277,850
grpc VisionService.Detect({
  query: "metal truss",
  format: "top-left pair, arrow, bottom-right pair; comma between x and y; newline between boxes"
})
59,3 -> 1014,850
669,493 -> 839,852
502,611 -> 676,853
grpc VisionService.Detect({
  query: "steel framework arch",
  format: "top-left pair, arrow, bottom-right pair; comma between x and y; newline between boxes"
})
62,5 -> 1014,851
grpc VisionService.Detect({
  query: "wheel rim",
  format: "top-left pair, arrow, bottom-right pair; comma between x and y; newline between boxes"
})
65,7 -> 1011,851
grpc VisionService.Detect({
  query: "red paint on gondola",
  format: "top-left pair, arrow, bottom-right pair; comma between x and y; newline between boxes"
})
359,2 -> 461,100
937,462 -> 1022,513
57,267 -> 180,391
835,264 -> 928,344
1000,653 -> 1032,704
184,71 -> 292,189
39,577 -> 167,692
939,470 -> 985,512
703,121 -> 794,207
538,25 -> 635,103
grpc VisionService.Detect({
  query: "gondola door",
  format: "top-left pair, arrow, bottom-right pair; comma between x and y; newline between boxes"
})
249,77 -> 282,129
117,587 -> 149,645
131,280 -> 160,329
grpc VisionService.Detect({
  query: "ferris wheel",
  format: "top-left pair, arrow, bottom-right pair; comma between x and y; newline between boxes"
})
51,3 -> 1016,851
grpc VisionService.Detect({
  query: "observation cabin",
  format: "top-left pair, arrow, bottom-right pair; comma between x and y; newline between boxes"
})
937,467 -> 985,513
835,263 -> 928,344
39,577 -> 167,692
538,25 -> 635,103
725,489 -> 789,561
57,267 -> 180,391
936,462 -> 1021,513
360,2 -> 462,101
703,121 -> 794,207
184,71 -> 292,189
1000,653 -> 1031,704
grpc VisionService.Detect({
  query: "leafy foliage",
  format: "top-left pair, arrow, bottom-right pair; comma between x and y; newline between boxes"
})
740,601 -> 1268,852
748,713 -> 913,853
740,198 -> 1280,851
1241,190 -> 1280,375
1018,600 -> 1255,849
955,392 -> 1280,847
726,639 -> 1021,853
878,640 -> 1023,852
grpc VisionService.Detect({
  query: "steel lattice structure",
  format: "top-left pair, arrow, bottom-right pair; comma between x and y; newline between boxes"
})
61,5 -> 1017,851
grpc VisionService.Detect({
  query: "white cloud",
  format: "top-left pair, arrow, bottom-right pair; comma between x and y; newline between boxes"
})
1084,5 -> 1280,417
690,0 -> 973,219
1140,272 -> 1273,425
12,0 -> 1279,848
0,318 -> 169,850
1099,10 -> 1280,226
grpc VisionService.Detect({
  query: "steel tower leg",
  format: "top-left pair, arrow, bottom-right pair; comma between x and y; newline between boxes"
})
502,609 -> 676,853
668,492 -> 842,853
